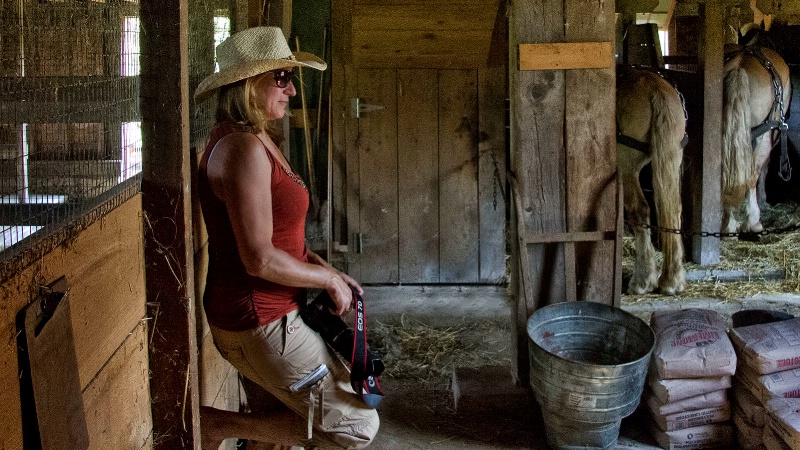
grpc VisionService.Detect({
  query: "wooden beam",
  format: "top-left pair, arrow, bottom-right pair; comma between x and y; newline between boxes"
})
520,230 -> 617,244
564,0 -> 616,304
665,0 -> 677,31
518,42 -> 614,70
140,0 -> 200,448
0,101 -> 138,124
263,0 -> 292,32
692,0 -> 724,265
0,76 -> 139,123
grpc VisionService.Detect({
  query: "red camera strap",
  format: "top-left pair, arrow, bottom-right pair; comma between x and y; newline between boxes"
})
350,292 -> 384,408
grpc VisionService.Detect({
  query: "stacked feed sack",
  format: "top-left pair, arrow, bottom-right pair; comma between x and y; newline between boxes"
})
764,398 -> 800,450
729,318 -> 800,448
644,308 -> 737,449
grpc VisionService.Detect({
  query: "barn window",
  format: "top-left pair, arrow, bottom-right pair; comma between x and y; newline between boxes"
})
213,16 -> 231,72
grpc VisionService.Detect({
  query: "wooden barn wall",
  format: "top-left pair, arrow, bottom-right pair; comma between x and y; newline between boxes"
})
0,195 -> 150,449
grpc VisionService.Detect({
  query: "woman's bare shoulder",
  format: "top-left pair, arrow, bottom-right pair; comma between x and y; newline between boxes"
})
208,131 -> 271,185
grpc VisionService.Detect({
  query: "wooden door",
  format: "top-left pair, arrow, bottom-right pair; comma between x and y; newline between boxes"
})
349,68 -> 506,285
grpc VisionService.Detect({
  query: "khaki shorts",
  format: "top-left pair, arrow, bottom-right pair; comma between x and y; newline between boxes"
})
210,309 -> 380,449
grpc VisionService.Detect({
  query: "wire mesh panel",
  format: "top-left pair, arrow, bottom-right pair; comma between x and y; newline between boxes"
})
0,0 -> 141,264
189,4 -> 229,148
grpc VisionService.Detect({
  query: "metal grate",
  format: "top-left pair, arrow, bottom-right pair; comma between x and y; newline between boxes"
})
0,0 -> 224,274
0,0 -> 142,263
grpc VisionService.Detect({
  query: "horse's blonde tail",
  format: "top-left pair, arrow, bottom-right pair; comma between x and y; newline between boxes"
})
722,67 -> 752,207
649,89 -> 683,235
649,87 -> 685,288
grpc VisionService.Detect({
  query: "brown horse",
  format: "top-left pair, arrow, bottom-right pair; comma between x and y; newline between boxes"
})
722,45 -> 791,234
617,68 -> 687,295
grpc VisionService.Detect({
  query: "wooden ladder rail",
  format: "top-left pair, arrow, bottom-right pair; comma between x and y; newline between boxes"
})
510,172 -> 623,313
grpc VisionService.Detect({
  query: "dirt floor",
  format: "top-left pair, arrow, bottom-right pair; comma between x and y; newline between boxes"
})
364,203 -> 800,449
366,291 -> 800,450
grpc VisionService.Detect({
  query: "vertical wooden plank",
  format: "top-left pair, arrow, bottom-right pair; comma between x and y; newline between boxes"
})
248,0 -> 263,27
509,0 -> 564,386
398,69 -> 439,283
340,64 -> 359,272
692,0 -> 723,265
331,0 -> 355,272
140,0 -> 200,448
231,0 -> 250,32
564,0 -> 616,303
82,321 -> 152,449
439,69 -> 479,283
477,66 -> 507,284
509,0 -> 566,307
263,0 -> 291,31
357,69 -> 398,283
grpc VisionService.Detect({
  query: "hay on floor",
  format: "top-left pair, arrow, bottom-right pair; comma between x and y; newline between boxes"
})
623,202 -> 800,303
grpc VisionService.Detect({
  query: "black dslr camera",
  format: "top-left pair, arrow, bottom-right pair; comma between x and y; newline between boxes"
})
300,289 -> 385,381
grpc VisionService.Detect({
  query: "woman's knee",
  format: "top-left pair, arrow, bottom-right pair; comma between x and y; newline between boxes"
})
326,408 -> 379,449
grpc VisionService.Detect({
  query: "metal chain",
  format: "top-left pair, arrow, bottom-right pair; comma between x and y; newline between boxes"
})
627,220 -> 800,241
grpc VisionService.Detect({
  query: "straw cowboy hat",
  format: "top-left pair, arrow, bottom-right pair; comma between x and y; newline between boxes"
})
195,26 -> 326,102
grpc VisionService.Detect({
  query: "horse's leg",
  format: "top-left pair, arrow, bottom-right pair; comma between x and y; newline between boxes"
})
619,147 -> 659,295
741,133 -> 772,233
722,206 -> 739,236
757,159 -> 769,213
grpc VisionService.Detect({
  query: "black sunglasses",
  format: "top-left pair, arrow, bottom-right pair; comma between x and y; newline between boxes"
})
273,69 -> 295,88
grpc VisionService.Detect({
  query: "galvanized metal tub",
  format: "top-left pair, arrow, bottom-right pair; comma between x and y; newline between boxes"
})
527,301 -> 655,449
538,413 -> 621,450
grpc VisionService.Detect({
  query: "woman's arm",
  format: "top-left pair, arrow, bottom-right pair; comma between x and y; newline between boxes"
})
207,132 -> 354,315
306,248 -> 364,295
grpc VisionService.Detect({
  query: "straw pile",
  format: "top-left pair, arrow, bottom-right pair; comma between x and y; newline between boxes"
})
368,317 -> 512,384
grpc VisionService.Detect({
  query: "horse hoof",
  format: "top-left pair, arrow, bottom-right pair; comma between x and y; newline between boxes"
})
627,281 -> 656,295
659,283 -> 685,296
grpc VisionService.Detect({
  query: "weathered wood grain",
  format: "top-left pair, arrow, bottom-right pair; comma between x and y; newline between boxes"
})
398,69 -> 440,283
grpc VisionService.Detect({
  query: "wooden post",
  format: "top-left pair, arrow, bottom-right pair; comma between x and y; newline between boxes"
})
510,0 -> 617,385
692,0 -> 724,264
140,1 -> 200,448
263,0 -> 292,31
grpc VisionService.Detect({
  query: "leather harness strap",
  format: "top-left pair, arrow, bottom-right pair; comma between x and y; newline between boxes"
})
616,65 -> 690,154
731,46 -> 792,181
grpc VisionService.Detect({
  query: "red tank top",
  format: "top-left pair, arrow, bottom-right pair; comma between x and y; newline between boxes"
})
199,122 -> 309,331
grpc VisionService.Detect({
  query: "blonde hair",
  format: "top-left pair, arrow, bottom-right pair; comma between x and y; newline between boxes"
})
216,73 -> 283,144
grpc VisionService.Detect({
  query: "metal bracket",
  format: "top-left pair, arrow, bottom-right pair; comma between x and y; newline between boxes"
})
353,232 -> 363,254
351,98 -> 385,118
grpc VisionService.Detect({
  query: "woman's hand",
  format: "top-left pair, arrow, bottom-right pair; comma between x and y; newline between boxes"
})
308,248 -> 364,314
325,273 -> 356,316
